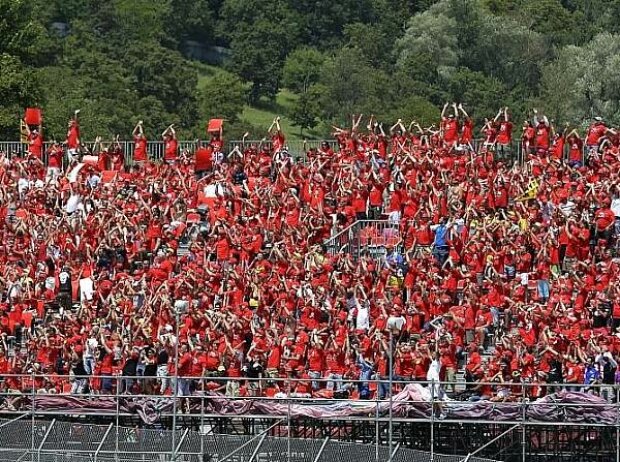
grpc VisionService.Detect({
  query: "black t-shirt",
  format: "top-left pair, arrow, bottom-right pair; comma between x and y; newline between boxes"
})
123,358 -> 138,376
232,170 -> 247,185
58,269 -> 72,293
157,349 -> 169,366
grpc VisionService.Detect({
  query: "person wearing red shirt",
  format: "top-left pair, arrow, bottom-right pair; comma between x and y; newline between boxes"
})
441,102 -> 459,147
66,109 -> 80,160
132,121 -> 148,163
586,117 -> 610,150
268,117 -> 286,153
194,143 -> 214,179
177,343 -> 193,396
24,121 -> 44,159
45,142 -> 63,182
521,120 -> 535,153
595,203 -> 616,244
458,104 -> 474,147
162,124 -> 178,163
210,131 -> 223,153
533,109 -> 550,152
476,119 -> 494,149
495,108 -> 513,147
325,338 -> 345,391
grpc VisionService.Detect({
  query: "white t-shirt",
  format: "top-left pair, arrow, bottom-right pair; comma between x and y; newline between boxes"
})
356,304 -> 369,331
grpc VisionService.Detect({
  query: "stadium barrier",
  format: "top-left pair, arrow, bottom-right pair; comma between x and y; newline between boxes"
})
325,219 -> 404,260
0,375 -> 618,461
0,139 -> 530,167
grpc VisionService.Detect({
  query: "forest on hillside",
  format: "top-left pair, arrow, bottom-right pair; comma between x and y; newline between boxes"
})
2,0 -> 620,140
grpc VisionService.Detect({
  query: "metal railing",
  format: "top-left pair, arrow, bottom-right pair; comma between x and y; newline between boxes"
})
1,139 -> 588,169
0,375 -> 618,461
325,219 -> 403,261
0,140 -> 200,166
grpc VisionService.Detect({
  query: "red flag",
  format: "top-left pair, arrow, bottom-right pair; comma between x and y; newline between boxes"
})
24,108 -> 42,126
207,119 -> 224,134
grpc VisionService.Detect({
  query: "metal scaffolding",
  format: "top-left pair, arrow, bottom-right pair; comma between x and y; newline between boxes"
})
0,377 -> 618,461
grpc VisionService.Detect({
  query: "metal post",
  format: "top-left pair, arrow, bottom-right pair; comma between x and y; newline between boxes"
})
172,309 -> 180,461
375,388 -> 379,462
200,394 -> 205,459
116,373 -> 120,462
248,433 -> 267,462
312,437 -> 330,462
175,428 -> 189,457
388,330 -> 393,462
430,379 -> 434,462
522,381 -> 526,462
94,423 -> 114,462
36,418 -> 55,462
31,371 -> 35,456
615,385 -> 620,462
219,419 -> 284,462
459,424 -> 520,462
287,379 -> 291,462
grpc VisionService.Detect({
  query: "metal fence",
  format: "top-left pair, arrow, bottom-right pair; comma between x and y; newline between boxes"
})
0,376 -> 619,461
0,417 -> 503,462
0,139 -> 528,167
0,140 -> 200,166
325,219 -> 404,261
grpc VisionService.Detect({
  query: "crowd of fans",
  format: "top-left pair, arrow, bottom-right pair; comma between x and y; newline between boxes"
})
0,104 -> 619,405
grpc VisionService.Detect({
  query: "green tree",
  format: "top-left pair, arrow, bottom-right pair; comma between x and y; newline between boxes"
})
287,0 -> 375,49
0,0 -> 58,65
165,0 -> 215,47
199,71 -> 248,122
282,47 -> 325,94
395,6 -> 459,72
289,87 -> 322,134
124,42 -> 199,127
0,54 -> 42,138
220,0 -> 300,102
112,0 -> 171,43
445,68 -> 508,124
380,95 -> 440,127
343,22 -> 393,69
540,33 -> 620,124
318,48 -> 375,123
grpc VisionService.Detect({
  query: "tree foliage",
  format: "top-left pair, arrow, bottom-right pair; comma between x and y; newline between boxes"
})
199,71 -> 248,123
0,0 -> 619,139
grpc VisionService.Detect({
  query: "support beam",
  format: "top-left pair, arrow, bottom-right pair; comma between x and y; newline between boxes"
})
172,427 -> 190,460
312,437 -> 330,462
248,432 -> 267,462
35,419 -> 56,462
219,419 -> 284,462
0,413 -> 28,429
460,424 -> 520,462
94,423 -> 114,462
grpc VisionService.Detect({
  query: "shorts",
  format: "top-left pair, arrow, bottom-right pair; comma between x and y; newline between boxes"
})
57,292 -> 72,312
444,367 -> 456,384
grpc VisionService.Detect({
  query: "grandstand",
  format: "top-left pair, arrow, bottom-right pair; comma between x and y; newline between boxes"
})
0,107 -> 619,462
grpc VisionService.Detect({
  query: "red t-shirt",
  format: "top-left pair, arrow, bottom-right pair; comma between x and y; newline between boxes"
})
496,121 -> 513,145
29,133 -> 43,158
164,138 -> 178,161
134,136 -> 147,162
195,146 -> 213,172
443,118 -> 458,143
67,125 -> 79,149
534,124 -> 550,150
48,147 -> 63,168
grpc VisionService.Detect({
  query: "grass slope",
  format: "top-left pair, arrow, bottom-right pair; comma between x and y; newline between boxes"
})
195,62 -> 325,141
